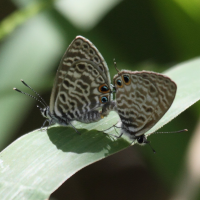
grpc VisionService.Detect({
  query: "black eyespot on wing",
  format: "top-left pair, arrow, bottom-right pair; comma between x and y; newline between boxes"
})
101,86 -> 109,92
123,75 -> 129,83
117,79 -> 122,86
122,75 -> 131,85
99,84 -> 110,93
101,96 -> 108,103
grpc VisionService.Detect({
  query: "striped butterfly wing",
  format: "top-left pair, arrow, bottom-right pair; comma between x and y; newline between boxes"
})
50,36 -> 111,122
114,70 -> 177,137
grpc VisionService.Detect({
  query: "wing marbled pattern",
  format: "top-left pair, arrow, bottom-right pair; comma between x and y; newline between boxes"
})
49,36 -> 111,123
114,70 -> 177,137
55,61 -> 110,120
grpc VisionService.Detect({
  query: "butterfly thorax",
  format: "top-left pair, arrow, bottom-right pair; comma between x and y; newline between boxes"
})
40,106 -> 72,126
40,106 -> 58,125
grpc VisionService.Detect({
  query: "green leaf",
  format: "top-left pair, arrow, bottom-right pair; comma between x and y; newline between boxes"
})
0,58 -> 200,199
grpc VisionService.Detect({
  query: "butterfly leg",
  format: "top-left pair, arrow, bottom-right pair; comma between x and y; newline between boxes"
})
103,131 -> 124,139
99,122 -> 120,132
42,119 -> 48,127
40,119 -> 50,131
99,122 -> 123,139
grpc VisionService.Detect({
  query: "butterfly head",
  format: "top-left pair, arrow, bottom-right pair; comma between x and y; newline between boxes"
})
120,124 -> 155,152
121,123 -> 152,144
122,126 -> 148,145
135,135 -> 149,145
37,105 -> 51,120
136,135 -> 156,153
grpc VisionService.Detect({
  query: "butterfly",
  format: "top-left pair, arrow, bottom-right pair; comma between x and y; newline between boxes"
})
102,66 -> 177,145
14,36 -> 113,131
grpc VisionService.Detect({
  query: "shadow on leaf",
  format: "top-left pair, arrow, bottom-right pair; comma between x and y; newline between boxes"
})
47,126 -> 129,156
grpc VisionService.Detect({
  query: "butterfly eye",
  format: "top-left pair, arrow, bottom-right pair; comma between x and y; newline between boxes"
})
123,75 -> 131,85
100,96 -> 108,103
99,84 -> 110,94
116,79 -> 123,88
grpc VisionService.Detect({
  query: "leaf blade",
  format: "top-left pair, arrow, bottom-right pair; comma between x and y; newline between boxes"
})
1,58 -> 200,199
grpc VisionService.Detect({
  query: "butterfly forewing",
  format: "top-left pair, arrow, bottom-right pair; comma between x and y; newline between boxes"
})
114,70 -> 177,136
50,36 -> 111,122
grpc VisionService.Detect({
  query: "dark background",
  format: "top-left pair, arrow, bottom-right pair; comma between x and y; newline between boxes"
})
0,0 -> 200,199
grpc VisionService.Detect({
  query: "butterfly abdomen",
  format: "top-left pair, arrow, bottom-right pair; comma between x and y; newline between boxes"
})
77,110 -> 102,123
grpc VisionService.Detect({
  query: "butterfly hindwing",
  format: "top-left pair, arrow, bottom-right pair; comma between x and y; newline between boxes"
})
101,70 -> 177,141
113,70 -> 177,136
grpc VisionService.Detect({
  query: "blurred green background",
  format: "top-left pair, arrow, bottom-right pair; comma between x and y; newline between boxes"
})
0,0 -> 200,199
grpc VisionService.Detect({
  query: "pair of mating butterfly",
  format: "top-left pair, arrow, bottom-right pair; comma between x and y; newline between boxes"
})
14,36 -> 178,146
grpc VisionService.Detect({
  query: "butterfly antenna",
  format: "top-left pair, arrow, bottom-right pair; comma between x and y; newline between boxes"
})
20,79 -> 48,107
154,129 -> 188,134
146,129 -> 188,153
113,59 -> 120,73
13,87 -> 46,108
